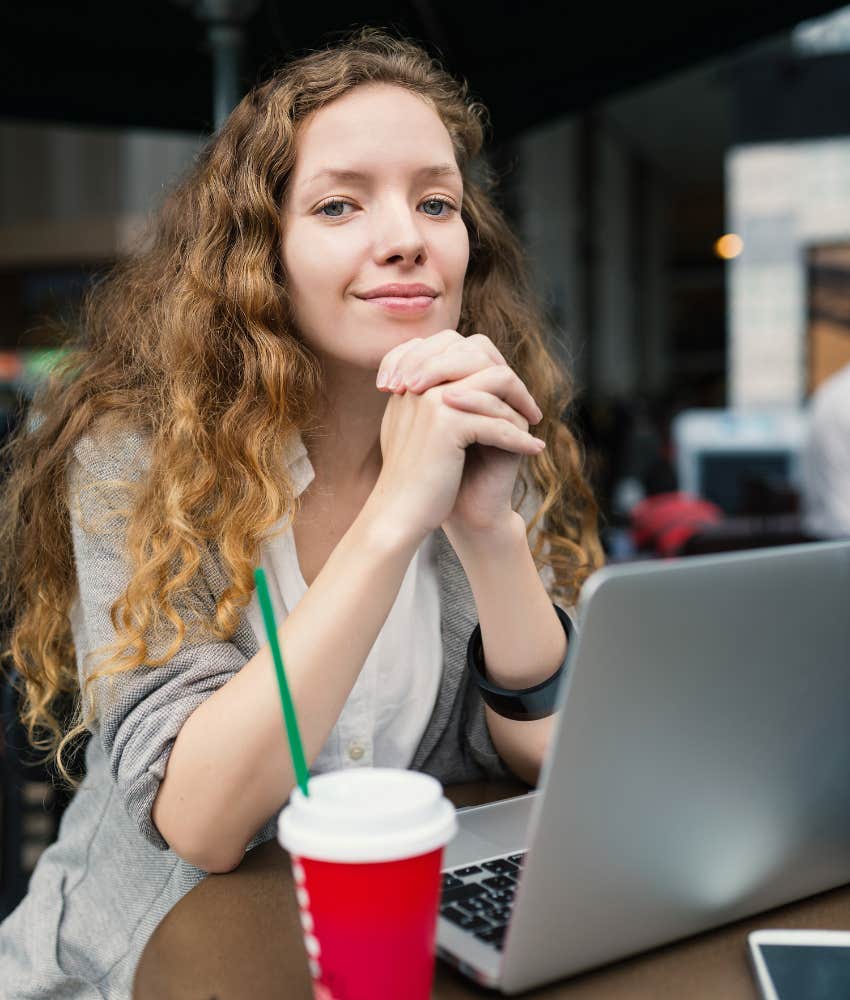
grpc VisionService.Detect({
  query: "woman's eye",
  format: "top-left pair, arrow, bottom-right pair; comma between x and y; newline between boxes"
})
317,199 -> 351,218
420,197 -> 454,217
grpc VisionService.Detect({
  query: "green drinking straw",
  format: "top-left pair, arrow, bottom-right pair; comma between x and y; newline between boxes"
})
254,566 -> 310,798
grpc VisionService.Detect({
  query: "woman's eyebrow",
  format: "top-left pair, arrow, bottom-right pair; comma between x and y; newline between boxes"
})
301,163 -> 462,189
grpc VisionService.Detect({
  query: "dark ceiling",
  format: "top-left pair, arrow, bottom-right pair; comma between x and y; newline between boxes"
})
0,1 -> 845,140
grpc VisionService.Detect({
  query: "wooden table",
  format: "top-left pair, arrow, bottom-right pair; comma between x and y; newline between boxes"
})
134,780 -> 850,999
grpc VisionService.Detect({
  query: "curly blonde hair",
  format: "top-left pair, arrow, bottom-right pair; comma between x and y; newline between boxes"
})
0,27 -> 603,781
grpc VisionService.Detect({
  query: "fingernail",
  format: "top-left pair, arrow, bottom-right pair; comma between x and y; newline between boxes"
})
533,405 -> 543,423
388,372 -> 402,390
376,371 -> 388,389
534,438 -> 546,450
407,373 -> 423,390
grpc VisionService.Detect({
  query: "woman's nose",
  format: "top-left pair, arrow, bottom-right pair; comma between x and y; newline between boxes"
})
373,207 -> 428,266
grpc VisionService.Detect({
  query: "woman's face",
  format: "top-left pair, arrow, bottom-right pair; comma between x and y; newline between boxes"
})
281,83 -> 470,373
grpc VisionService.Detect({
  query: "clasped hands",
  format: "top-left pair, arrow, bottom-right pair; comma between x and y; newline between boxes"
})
375,330 -> 544,543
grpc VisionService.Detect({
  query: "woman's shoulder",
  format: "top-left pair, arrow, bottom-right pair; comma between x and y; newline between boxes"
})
67,419 -> 153,530
70,417 -> 151,484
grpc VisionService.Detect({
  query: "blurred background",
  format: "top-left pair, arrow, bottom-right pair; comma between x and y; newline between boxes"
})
2,1 -> 850,914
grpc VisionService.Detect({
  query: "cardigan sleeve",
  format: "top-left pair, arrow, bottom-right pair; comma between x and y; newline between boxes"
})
67,429 -> 253,851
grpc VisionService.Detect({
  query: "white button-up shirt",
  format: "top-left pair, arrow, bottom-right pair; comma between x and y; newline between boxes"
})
245,433 -> 443,774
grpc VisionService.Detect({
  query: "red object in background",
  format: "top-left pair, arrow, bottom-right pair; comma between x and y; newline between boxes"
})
291,847 -> 444,1000
0,352 -> 22,382
630,491 -> 724,558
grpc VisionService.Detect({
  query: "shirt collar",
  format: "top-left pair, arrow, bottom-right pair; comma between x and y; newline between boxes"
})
282,431 -> 316,498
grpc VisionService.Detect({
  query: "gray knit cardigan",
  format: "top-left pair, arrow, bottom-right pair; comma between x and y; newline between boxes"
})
0,429 -> 553,999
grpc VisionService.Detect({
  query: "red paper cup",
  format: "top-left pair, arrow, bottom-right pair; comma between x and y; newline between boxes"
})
278,768 -> 457,1000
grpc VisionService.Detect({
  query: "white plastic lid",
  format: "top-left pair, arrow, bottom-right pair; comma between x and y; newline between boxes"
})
277,768 -> 457,863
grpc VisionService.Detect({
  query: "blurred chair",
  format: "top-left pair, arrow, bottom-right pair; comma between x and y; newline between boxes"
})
677,514 -> 822,556
629,492 -> 823,559
630,491 -> 725,559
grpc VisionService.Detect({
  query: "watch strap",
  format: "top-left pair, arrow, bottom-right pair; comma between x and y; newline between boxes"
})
466,603 -> 573,721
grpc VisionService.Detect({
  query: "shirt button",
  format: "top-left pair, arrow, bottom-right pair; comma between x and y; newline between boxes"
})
348,742 -> 365,761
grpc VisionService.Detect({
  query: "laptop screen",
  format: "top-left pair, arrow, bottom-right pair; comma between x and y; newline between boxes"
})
698,450 -> 792,515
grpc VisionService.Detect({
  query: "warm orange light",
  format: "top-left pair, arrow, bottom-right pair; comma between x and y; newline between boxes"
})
714,233 -> 744,259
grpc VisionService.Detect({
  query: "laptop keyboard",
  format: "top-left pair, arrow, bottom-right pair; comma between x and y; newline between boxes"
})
439,851 -> 526,951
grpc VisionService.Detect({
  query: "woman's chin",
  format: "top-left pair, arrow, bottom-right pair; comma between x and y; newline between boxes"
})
312,319 -> 454,371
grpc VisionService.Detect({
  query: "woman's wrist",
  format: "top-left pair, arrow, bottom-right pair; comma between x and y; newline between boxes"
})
446,509 -> 567,690
443,510 -> 526,564
355,493 -> 429,557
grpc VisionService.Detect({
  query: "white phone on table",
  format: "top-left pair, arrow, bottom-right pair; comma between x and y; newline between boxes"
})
748,929 -> 850,1000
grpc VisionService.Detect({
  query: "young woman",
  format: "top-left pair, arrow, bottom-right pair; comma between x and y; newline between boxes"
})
0,28 -> 601,997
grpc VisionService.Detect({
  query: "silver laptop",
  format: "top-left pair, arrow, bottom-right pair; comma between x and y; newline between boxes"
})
436,539 -> 850,994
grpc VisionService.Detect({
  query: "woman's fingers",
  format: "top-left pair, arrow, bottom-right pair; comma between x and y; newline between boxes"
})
376,331 -> 506,392
404,349 -> 500,393
377,330 -> 460,389
444,366 -> 542,426
406,331 -> 505,379
402,335 -> 506,391
442,386 -> 529,430
453,406 -> 545,455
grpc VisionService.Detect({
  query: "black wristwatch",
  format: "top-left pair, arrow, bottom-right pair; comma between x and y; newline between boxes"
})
466,603 -> 574,721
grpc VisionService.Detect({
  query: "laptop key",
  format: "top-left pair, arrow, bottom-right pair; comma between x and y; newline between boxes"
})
475,925 -> 507,949
507,853 -> 526,865
441,883 -> 488,905
457,897 -> 490,914
441,874 -> 464,891
451,865 -> 483,877
440,905 -> 475,927
441,908 -> 490,932
482,859 -> 518,876
482,875 -> 514,891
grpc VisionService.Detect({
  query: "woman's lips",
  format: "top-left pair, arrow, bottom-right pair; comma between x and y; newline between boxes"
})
358,295 -> 436,313
355,282 -> 439,314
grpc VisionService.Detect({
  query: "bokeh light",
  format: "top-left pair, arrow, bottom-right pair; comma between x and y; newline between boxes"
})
714,233 -> 744,259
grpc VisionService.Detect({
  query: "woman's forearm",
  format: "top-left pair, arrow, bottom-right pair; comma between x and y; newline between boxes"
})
152,501 -> 419,873
445,512 -> 567,786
